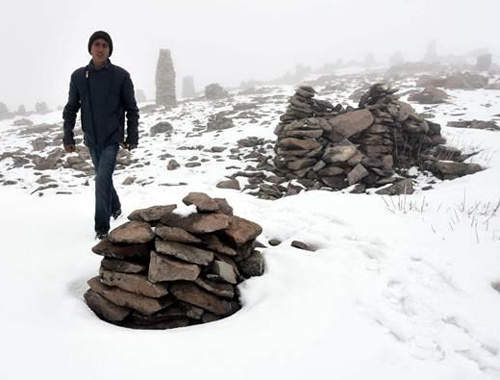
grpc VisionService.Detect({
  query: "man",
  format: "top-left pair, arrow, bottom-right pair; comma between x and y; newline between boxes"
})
63,30 -> 139,239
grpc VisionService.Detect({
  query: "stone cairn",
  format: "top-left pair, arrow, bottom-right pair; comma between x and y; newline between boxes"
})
85,192 -> 264,329
182,76 -> 196,98
155,49 -> 177,109
270,84 -> 482,196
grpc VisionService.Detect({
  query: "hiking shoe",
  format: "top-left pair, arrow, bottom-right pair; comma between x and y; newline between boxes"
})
95,231 -> 109,240
112,208 -> 122,220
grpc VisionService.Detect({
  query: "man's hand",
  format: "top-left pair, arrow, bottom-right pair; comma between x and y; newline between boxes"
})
120,142 -> 138,151
64,144 -> 76,153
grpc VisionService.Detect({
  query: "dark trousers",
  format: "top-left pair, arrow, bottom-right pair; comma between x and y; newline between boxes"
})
88,144 -> 121,233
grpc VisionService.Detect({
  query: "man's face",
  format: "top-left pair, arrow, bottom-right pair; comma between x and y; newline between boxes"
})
90,38 -> 110,66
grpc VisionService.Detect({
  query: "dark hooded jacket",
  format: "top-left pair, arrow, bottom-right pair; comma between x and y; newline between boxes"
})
62,60 -> 139,148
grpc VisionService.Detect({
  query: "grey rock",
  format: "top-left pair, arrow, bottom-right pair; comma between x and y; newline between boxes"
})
239,250 -> 265,277
148,251 -> 201,282
155,239 -> 214,265
291,240 -> 317,251
376,178 -> 414,195
347,164 -> 369,185
216,179 -> 240,190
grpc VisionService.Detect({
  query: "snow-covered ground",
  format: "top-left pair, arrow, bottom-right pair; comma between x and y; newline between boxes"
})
1,78 -> 500,379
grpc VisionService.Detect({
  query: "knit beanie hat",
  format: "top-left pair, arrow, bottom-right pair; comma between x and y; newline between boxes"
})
88,31 -> 113,56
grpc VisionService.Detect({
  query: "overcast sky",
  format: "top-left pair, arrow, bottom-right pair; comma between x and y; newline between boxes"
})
0,0 -> 497,110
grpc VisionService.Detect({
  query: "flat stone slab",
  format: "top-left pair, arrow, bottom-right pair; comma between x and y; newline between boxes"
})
84,289 -> 131,322
99,268 -> 169,298
109,221 -> 155,244
160,212 -> 232,234
213,198 -> 233,215
128,204 -> 177,222
327,109 -> 374,142
155,225 -> 201,244
100,258 -> 147,274
212,260 -> 238,284
170,282 -> 234,315
195,277 -> 235,299
92,239 -> 151,260
222,216 -> 262,247
87,277 -> 171,316
148,251 -> 201,282
201,235 -> 237,256
182,192 -> 219,212
155,239 -> 214,266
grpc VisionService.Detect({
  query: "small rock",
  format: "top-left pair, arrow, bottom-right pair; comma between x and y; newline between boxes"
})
291,240 -> 317,251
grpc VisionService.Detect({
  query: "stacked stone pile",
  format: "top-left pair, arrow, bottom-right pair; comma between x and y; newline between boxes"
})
268,84 -> 482,196
85,192 -> 264,329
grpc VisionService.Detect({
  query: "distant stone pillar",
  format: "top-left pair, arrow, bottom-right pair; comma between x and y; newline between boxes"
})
182,76 -> 196,98
155,49 -> 177,108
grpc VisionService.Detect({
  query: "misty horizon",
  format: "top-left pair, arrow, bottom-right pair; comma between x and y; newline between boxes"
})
1,0 -> 498,110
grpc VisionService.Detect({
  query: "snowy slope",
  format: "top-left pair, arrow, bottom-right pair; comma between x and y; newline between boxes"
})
1,78 -> 500,380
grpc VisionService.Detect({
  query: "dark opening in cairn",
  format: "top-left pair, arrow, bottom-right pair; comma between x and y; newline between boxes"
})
85,192 -> 264,329
268,83 -> 482,197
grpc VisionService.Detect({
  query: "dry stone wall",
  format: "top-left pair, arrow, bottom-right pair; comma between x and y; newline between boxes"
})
85,192 -> 264,329
269,83 -> 482,196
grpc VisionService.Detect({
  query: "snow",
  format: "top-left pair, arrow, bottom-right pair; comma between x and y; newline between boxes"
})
1,78 -> 500,379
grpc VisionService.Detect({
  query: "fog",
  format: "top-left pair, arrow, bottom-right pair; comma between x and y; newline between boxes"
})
0,0 -> 498,110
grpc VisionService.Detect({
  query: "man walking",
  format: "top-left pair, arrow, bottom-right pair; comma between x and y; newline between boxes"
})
63,30 -> 139,239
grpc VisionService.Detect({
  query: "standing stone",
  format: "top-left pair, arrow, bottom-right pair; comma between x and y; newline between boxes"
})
182,76 -> 196,98
155,49 -> 177,109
